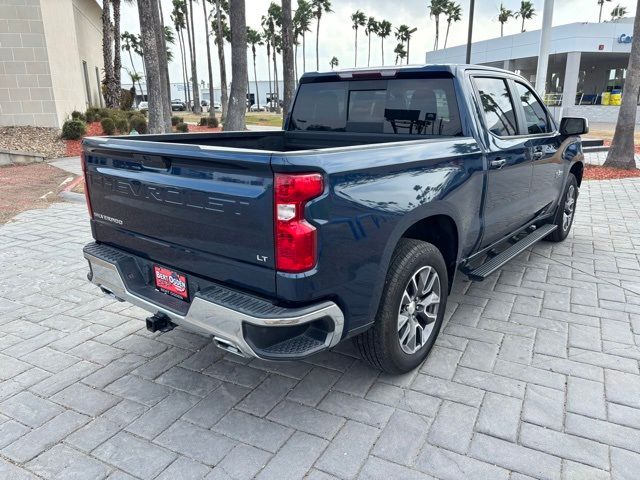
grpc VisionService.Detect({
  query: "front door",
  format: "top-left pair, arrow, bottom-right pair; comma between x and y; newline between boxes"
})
512,81 -> 563,215
472,76 -> 533,247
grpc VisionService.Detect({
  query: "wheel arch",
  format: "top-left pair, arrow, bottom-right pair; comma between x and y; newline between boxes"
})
570,161 -> 584,187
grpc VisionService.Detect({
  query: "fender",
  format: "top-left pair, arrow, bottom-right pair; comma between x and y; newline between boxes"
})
363,199 -> 463,326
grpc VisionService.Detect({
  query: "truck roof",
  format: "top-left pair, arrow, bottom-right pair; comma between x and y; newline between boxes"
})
299,63 -> 512,83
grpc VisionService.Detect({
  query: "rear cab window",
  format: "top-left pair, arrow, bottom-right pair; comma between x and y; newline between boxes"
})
289,77 -> 463,137
473,77 -> 518,137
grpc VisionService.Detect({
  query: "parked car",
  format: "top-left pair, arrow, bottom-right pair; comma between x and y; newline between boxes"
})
81,64 -> 586,373
171,100 -> 186,111
249,104 -> 265,112
136,101 -> 148,112
213,102 -> 222,112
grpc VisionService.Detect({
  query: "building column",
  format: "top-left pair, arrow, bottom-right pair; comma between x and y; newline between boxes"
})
503,60 -> 514,72
561,51 -> 582,111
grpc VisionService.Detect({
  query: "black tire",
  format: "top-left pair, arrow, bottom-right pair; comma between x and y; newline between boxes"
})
354,239 -> 448,374
546,173 -> 578,243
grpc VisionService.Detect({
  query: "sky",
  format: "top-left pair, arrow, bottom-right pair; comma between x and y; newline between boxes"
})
118,0 -> 638,86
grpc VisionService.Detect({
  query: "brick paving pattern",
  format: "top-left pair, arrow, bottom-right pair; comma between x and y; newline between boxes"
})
1,178 -> 639,479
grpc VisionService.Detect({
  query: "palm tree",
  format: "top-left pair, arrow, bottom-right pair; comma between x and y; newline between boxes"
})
112,0 -> 122,103
187,0 -> 201,113
247,27 -> 263,110
395,24 -> 415,63
311,0 -> 332,71
611,4 -> 627,19
282,0 -> 295,117
443,2 -> 461,49
394,43 -> 406,65
365,17 -> 378,67
405,26 -> 417,64
121,31 -> 144,96
264,2 -> 282,113
378,19 -> 392,65
330,56 -> 339,69
201,0 -> 216,119
604,1 -> 640,170
498,3 -> 513,37
137,0 -> 171,132
102,0 -> 117,107
428,0 -> 448,50
261,22 -> 273,110
598,0 -> 612,22
351,10 -> 366,67
225,0 -> 248,131
214,0 -> 229,120
172,0 -> 190,107
294,0 -> 312,74
515,1 -> 535,33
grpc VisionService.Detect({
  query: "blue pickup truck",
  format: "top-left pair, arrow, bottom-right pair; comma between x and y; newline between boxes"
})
82,64 -> 586,373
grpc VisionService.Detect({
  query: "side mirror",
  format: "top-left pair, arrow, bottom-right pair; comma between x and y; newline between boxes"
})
560,117 -> 589,136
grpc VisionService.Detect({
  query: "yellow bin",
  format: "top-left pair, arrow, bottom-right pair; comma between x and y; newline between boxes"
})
601,92 -> 611,105
610,92 -> 622,106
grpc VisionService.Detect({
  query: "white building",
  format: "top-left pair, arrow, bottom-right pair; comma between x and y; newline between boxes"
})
426,17 -> 637,123
0,0 -> 104,128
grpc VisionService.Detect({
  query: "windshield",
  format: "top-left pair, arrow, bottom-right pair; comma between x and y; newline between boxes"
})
289,77 -> 462,136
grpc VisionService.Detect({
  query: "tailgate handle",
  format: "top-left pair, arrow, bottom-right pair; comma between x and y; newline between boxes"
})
134,154 -> 170,170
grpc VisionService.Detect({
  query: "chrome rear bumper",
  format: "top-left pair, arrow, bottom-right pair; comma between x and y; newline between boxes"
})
84,243 -> 344,360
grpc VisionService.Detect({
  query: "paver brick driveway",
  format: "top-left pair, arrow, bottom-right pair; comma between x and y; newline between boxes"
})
1,178 -> 640,479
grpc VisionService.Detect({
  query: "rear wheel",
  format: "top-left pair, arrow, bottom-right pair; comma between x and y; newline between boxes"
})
546,173 -> 578,242
354,239 -> 448,373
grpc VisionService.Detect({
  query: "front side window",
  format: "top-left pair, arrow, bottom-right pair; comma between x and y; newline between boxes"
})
474,77 -> 518,136
515,82 -> 551,134
290,77 -> 462,136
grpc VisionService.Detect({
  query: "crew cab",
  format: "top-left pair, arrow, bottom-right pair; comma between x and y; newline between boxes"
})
81,64 -> 586,373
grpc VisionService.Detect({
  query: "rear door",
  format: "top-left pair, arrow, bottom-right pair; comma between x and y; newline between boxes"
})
511,80 -> 563,215
84,142 -> 276,296
471,75 -> 533,247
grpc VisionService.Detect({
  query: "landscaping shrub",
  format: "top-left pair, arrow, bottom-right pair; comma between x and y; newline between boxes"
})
97,108 -> 111,119
61,119 -> 86,140
129,114 -> 148,134
199,116 -> 219,128
176,122 -> 189,133
115,117 -> 129,134
171,116 -> 184,126
85,107 -> 100,123
100,117 -> 116,135
71,110 -> 86,122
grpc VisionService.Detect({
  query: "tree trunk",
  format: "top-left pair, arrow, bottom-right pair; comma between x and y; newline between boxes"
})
294,43 -> 298,85
273,47 -> 281,113
266,41 -> 272,110
282,0 -> 295,118
434,17 -> 439,50
188,0 -> 201,113
367,33 -> 371,66
521,17 -> 525,32
178,29 -> 190,107
354,29 -> 357,67
224,0 -> 247,131
184,0 -> 195,110
444,21 -> 450,48
381,37 -> 384,65
155,1 -> 171,130
113,0 -> 121,104
302,32 -> 306,72
137,0 -> 167,132
407,38 -> 410,64
203,0 -> 216,119
253,47 -> 260,110
315,17 -> 320,70
215,0 -> 228,120
599,3 -> 603,23
102,0 -> 117,108
501,22 -> 504,37
604,2 -> 640,170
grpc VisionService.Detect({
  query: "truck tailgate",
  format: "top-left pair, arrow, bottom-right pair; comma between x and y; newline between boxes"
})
84,141 -> 276,296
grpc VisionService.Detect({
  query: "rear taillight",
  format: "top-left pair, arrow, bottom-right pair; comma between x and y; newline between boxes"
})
274,173 -> 324,273
81,152 -> 93,218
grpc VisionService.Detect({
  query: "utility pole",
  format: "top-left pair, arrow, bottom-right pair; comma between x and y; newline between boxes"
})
535,0 -> 555,95
465,0 -> 475,64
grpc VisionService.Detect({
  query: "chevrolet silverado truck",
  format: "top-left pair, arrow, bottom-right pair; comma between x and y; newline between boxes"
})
81,64 -> 587,373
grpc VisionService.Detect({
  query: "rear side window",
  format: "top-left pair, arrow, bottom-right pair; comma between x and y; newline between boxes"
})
515,82 -> 551,134
474,77 -> 518,137
290,78 -> 462,136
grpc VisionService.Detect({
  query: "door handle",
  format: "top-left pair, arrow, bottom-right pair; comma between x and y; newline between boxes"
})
532,150 -> 544,160
490,158 -> 507,169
